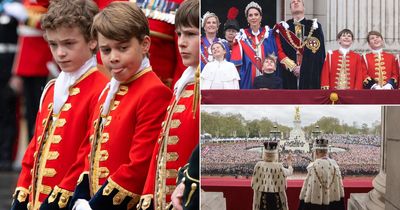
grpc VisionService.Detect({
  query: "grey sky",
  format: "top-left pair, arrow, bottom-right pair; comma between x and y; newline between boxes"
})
201,105 -> 381,127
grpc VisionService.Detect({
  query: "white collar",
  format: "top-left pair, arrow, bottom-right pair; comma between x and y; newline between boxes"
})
293,17 -> 305,23
251,29 -> 260,36
102,57 -> 150,115
339,47 -> 350,55
53,56 -> 97,115
371,48 -> 383,54
174,66 -> 195,99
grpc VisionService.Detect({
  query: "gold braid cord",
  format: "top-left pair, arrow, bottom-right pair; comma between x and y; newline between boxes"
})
192,65 -> 200,118
285,26 -> 315,50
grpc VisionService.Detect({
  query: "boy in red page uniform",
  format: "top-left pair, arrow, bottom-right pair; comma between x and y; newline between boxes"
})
362,31 -> 399,89
11,1 -> 108,209
138,0 -> 200,209
69,2 -> 172,210
320,29 -> 363,90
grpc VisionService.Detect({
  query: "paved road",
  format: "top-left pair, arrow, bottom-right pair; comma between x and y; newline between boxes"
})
0,171 -> 18,209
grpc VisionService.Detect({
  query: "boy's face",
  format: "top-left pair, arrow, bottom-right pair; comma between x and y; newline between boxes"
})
246,8 -> 261,29
204,16 -> 218,34
177,26 -> 199,67
262,59 -> 276,73
98,33 -> 150,82
46,26 -> 96,73
368,34 -> 383,50
338,33 -> 353,48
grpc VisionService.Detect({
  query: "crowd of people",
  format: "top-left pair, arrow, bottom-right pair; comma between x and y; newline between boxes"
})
201,134 -> 380,177
200,0 -> 400,90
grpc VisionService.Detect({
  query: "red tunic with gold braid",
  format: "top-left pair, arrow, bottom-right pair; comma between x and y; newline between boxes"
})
75,68 -> 171,209
362,51 -> 399,88
12,69 -> 108,210
138,81 -> 199,210
320,50 -> 364,90
13,0 -> 52,77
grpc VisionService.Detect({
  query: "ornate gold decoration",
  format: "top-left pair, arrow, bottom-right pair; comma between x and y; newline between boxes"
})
335,54 -> 350,90
52,135 -> 62,143
167,152 -> 179,161
285,24 -> 315,50
167,136 -> 179,145
14,187 -> 29,203
61,103 -> 72,111
102,178 -> 140,206
101,133 -> 109,143
69,87 -> 80,96
111,101 -> 120,111
180,90 -> 194,98
47,151 -> 59,160
43,168 -> 57,177
55,119 -> 66,127
138,194 -> 153,210
170,120 -> 181,129
117,86 -> 129,96
306,37 -> 320,53
173,105 -> 186,113
184,183 -> 197,207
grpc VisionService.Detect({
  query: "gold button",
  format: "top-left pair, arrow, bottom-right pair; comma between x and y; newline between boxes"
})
60,196 -> 66,202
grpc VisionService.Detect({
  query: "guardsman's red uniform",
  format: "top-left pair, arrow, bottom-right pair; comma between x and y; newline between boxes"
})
362,51 -> 399,89
13,0 -> 52,78
130,0 -> 186,88
138,67 -> 199,210
320,50 -> 363,90
70,67 -> 171,210
11,67 -> 108,210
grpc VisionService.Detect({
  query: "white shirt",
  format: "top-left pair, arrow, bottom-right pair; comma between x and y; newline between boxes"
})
201,60 -> 240,90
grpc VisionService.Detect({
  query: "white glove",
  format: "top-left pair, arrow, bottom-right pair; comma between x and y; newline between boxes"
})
371,84 -> 382,90
382,83 -> 393,89
73,199 -> 92,210
4,2 -> 28,22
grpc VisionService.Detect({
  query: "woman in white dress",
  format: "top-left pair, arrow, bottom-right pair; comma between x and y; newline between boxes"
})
201,42 -> 240,89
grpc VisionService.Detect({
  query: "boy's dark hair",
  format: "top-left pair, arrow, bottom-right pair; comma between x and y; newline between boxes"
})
41,0 -> 99,42
366,31 -> 383,43
175,0 -> 199,29
336,29 -> 354,40
91,2 -> 149,42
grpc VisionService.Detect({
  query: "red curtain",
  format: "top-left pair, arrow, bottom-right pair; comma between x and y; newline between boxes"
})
201,90 -> 400,104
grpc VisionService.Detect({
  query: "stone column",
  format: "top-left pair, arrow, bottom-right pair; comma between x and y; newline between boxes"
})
384,106 -> 400,210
